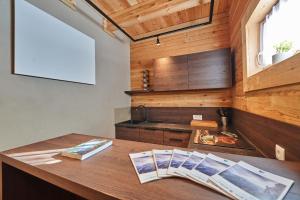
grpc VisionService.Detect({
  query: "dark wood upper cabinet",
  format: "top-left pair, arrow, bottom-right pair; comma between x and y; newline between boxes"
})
188,48 -> 232,89
152,55 -> 188,91
151,48 -> 231,91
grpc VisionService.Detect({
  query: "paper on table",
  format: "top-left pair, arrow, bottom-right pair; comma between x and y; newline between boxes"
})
176,151 -> 206,177
167,149 -> 192,177
187,153 -> 236,199
210,161 -> 294,200
153,149 -> 173,178
129,151 -> 160,184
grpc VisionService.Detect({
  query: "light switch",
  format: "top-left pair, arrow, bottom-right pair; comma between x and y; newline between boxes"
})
275,144 -> 285,161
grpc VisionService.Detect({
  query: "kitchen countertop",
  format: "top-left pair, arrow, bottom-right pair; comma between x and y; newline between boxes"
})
116,121 -> 260,156
115,120 -> 193,132
1,134 -> 299,200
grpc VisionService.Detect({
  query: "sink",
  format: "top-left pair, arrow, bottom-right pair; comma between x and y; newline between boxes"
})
127,120 -> 143,125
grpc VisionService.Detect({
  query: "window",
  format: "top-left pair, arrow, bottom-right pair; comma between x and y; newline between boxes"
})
241,0 -> 300,92
258,0 -> 300,67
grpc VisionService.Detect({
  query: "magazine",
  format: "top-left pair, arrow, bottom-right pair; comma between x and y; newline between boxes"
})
167,149 -> 192,177
61,139 -> 112,160
129,151 -> 160,184
152,149 -> 173,177
187,153 -> 236,198
176,151 -> 206,177
210,161 -> 294,200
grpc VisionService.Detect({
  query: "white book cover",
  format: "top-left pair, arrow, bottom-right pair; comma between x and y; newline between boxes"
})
176,151 -> 206,177
167,149 -> 192,177
187,153 -> 236,198
210,161 -> 294,200
129,151 -> 160,184
152,149 -> 173,178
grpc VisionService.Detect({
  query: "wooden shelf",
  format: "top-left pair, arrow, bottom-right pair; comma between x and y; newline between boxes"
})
124,88 -> 228,95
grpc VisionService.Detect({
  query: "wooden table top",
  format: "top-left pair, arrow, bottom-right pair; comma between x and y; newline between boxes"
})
1,133 -> 300,200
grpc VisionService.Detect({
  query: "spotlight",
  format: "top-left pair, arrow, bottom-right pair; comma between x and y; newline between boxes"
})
156,36 -> 160,46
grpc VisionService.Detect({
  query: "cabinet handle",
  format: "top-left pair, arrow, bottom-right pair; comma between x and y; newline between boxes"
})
144,128 -> 157,131
167,130 -> 192,133
169,138 -> 184,142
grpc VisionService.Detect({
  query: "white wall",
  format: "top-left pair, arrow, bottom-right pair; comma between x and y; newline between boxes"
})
0,0 -> 131,151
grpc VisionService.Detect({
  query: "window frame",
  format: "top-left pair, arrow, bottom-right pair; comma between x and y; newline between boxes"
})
241,0 -> 300,92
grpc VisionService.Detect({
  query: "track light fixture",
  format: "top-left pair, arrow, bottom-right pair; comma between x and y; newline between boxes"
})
156,36 -> 160,46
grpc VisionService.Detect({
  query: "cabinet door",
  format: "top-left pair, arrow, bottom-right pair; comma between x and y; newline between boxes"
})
115,127 -> 140,141
140,128 -> 164,144
164,130 -> 191,147
152,55 -> 188,91
188,48 -> 232,89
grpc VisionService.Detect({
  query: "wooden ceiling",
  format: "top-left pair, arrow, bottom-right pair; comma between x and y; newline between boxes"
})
90,0 -> 231,41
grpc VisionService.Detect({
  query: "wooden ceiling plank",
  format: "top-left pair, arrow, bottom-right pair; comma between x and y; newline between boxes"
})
120,0 -> 211,28
91,0 -> 115,14
134,16 -> 210,40
127,0 -> 138,6
90,0 -> 228,40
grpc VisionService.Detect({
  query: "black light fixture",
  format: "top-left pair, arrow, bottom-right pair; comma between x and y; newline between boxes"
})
156,36 -> 160,46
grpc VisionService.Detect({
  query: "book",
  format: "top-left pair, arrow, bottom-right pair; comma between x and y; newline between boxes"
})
129,151 -> 160,184
187,153 -> 236,198
167,149 -> 192,177
61,139 -> 112,160
176,151 -> 206,177
210,161 -> 294,200
152,149 -> 173,178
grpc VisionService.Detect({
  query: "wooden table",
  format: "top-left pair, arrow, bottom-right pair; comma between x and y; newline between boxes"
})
1,133 -> 300,200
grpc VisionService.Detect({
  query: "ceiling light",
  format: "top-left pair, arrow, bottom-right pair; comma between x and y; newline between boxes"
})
156,36 -> 160,46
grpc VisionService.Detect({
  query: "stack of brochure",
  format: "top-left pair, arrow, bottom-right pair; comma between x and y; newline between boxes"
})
129,149 -> 294,200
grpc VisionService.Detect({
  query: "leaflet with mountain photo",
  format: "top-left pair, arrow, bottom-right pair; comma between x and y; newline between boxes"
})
129,151 -> 160,184
187,153 -> 236,198
167,149 -> 192,177
210,161 -> 294,200
153,149 -> 173,178
176,151 -> 206,177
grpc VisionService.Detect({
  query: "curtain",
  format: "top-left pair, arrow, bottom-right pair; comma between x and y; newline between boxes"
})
260,0 -> 300,66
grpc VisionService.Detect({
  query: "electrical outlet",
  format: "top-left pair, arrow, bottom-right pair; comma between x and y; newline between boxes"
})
275,144 -> 285,161
193,115 -> 203,120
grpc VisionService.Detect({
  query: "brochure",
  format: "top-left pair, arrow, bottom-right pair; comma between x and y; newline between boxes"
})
153,149 -> 173,177
187,153 -> 236,198
176,151 -> 206,177
167,149 -> 192,177
129,151 -> 159,184
210,161 -> 294,200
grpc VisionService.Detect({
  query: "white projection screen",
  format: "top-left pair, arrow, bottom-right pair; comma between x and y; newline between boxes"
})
13,0 -> 96,84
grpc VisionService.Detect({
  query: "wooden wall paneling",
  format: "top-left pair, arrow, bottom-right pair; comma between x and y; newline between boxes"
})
131,13 -> 230,61
131,107 -> 224,124
131,89 -> 232,108
229,0 -> 300,127
130,13 -> 231,108
232,109 -> 300,161
188,48 -> 232,89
